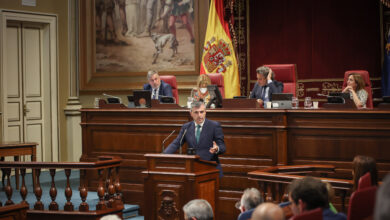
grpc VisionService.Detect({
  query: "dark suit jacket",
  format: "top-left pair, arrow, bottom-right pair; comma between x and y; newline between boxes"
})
249,80 -> 284,100
164,118 -> 226,175
143,80 -> 173,100
237,209 -> 255,220
323,208 -> 347,220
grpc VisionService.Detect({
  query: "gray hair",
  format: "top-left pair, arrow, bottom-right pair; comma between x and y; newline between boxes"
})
183,199 -> 214,220
190,101 -> 205,112
256,66 -> 274,80
375,174 -> 390,220
241,188 -> 263,211
147,70 -> 158,80
100,214 -> 121,220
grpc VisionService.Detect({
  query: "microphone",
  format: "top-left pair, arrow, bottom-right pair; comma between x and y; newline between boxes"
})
317,93 -> 328,97
162,130 -> 176,153
103,93 -> 122,103
179,128 -> 188,154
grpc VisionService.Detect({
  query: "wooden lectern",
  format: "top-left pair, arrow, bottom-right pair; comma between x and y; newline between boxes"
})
143,154 -> 220,220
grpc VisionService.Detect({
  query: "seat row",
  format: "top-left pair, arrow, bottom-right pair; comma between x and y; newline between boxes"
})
160,64 -> 373,109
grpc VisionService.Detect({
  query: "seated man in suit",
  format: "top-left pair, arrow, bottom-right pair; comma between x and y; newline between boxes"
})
164,101 -> 226,176
143,70 -> 173,100
236,188 -> 263,220
250,66 -> 284,107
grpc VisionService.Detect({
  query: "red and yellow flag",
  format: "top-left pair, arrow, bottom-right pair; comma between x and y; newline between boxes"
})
200,0 -> 240,98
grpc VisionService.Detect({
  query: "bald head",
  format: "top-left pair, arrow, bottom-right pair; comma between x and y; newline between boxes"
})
251,203 -> 284,220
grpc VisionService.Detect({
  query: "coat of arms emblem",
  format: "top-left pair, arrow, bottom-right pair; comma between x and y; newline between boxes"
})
203,37 -> 233,73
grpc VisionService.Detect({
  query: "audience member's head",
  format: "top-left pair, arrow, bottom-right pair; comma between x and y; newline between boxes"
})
288,177 -> 329,215
251,202 -> 285,220
147,70 -> 161,89
256,66 -> 275,86
374,173 -> 390,220
183,199 -> 214,220
236,187 -> 263,213
352,155 -> 378,191
100,214 -> 121,220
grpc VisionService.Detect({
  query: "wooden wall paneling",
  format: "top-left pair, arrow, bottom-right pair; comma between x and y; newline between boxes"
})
287,110 -> 390,180
80,108 -> 390,219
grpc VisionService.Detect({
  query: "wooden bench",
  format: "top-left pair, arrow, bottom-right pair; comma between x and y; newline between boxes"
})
248,164 -> 353,212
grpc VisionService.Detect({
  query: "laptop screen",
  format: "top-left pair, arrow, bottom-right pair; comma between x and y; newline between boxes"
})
133,90 -> 151,107
329,92 -> 350,100
272,93 -> 293,101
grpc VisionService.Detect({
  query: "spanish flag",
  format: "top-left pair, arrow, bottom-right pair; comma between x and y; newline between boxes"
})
200,0 -> 240,98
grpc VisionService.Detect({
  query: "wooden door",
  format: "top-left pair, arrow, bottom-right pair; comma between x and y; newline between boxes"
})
3,21 -> 52,162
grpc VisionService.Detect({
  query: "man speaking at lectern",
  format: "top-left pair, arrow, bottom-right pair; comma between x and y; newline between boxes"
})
163,101 -> 226,176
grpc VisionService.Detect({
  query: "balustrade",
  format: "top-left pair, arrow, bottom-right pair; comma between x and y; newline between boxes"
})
0,156 -> 123,220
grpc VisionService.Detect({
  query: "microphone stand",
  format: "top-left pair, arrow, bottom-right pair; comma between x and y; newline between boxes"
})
179,129 -> 187,154
162,130 -> 176,152
102,93 -> 123,103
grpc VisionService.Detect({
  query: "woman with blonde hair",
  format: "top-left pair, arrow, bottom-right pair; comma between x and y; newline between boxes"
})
192,74 -> 213,106
342,73 -> 368,108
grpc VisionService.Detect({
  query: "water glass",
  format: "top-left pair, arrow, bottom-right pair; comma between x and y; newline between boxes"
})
94,98 -> 100,108
187,97 -> 193,108
313,101 -> 319,109
291,97 -> 298,109
304,97 -> 312,109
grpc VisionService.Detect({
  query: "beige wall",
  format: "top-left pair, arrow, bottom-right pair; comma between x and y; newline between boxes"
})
0,0 -> 209,161
0,0 -> 70,161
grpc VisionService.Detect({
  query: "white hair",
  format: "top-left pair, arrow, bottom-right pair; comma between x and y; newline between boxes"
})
183,199 -> 213,220
240,188 -> 263,210
100,214 -> 121,220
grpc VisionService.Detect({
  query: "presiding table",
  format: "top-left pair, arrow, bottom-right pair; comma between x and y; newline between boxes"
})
0,142 -> 37,190
80,107 -> 390,219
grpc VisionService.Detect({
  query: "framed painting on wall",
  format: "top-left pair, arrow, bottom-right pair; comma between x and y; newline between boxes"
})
79,0 -> 202,91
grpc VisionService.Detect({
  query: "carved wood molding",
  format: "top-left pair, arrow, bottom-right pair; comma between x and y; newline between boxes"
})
158,190 -> 179,220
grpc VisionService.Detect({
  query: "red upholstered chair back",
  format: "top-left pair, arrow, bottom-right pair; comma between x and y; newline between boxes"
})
342,70 -> 373,109
291,207 -> 323,220
159,75 -> 179,103
348,186 -> 377,220
207,73 -> 225,98
264,64 -> 297,96
358,172 -> 372,191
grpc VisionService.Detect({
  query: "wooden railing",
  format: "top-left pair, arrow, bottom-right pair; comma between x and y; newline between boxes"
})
248,165 -> 353,212
0,156 -> 123,220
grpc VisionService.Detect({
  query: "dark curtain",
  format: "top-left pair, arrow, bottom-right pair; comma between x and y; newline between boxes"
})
249,0 -> 381,80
